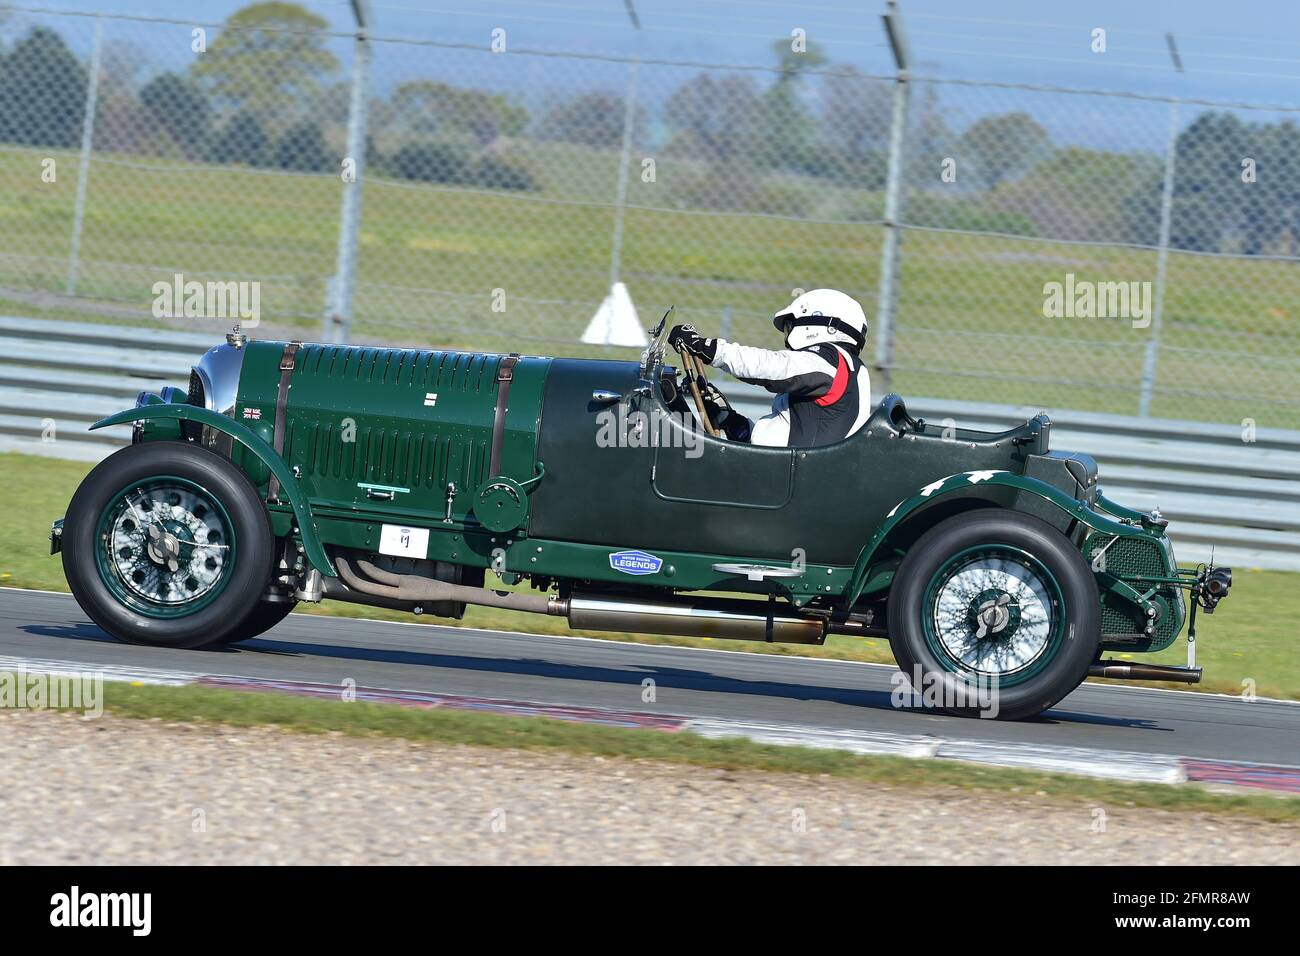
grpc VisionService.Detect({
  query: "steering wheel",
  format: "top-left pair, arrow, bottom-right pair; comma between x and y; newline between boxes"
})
672,344 -> 721,438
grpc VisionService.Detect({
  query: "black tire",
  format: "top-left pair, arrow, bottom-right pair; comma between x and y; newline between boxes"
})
62,441 -> 274,649
887,510 -> 1099,721
217,598 -> 296,644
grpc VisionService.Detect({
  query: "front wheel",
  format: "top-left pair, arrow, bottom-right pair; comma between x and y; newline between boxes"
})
62,441 -> 274,649
887,510 -> 1099,720
217,598 -> 297,644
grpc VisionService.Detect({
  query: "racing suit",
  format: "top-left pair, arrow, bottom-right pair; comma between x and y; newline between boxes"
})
709,339 -> 871,447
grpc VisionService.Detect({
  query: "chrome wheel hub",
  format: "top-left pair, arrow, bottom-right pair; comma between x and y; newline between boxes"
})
145,523 -> 184,571
974,592 -> 1012,638
108,486 -> 229,606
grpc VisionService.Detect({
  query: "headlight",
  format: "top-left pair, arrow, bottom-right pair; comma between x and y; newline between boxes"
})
1201,566 -> 1232,613
192,342 -> 247,417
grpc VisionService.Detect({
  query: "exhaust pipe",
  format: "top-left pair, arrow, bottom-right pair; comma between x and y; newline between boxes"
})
566,593 -> 826,645
339,557 -> 564,616
337,557 -> 826,644
319,576 -> 426,613
1088,660 -> 1202,683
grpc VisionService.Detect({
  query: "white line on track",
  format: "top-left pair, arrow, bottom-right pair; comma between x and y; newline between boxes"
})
0,654 -> 203,686
683,718 -> 1188,783
4,646 -> 1297,787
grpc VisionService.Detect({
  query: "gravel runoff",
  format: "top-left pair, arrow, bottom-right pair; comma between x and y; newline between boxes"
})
1,710 -> 1296,865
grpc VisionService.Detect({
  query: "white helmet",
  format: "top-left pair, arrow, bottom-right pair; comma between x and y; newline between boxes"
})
773,289 -> 868,352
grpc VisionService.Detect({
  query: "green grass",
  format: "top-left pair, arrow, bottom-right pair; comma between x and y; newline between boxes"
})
72,678 -> 1298,822
4,450 -> 1296,699
1,144 -> 1296,427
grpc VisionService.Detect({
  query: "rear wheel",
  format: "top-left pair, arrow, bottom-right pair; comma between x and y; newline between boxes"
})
63,441 -> 273,649
887,510 -> 1099,720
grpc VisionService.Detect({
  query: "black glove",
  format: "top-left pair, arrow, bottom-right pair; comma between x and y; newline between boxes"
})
667,324 -> 717,365
659,374 -> 692,418
699,381 -> 751,443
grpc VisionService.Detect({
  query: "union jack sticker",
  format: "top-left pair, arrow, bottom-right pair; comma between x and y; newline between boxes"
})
242,407 -> 262,420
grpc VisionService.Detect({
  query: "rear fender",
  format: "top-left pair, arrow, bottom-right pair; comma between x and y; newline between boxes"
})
90,404 -> 335,577
844,470 -> 1151,605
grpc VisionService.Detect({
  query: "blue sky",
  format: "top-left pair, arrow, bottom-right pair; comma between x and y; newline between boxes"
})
6,0 -> 1299,153
10,0 -> 1300,106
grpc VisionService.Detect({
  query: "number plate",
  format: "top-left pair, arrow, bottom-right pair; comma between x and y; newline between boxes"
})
378,524 -> 429,559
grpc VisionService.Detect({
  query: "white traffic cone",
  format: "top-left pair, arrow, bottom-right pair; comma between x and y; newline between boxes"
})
581,281 -> 648,347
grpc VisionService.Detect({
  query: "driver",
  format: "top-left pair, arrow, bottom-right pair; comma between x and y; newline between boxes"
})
668,289 -> 871,447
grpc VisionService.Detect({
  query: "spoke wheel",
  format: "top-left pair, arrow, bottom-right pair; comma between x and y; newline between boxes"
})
63,441 -> 274,649
887,510 -> 1099,721
95,478 -> 236,618
923,547 -> 1063,686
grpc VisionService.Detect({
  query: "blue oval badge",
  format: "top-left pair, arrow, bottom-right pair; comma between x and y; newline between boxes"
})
609,549 -> 663,575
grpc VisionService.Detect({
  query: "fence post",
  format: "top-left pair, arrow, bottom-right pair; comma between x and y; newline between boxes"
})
326,4 -> 373,344
608,52 -> 640,290
1138,38 -> 1184,417
874,0 -> 911,398
66,15 -> 103,296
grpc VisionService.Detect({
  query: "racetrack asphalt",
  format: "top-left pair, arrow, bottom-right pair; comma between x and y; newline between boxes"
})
1,587 -> 1297,769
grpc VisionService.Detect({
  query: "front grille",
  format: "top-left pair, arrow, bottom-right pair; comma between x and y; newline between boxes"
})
187,369 -> 205,409
182,370 -> 206,441
1084,532 -> 1184,651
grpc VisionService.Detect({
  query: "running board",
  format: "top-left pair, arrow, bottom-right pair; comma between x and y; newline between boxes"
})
1088,660 -> 1203,683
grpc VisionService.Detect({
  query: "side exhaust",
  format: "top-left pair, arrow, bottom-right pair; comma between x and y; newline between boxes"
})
338,557 -> 563,616
566,593 -> 826,645
1088,660 -> 1202,683
334,556 -> 827,644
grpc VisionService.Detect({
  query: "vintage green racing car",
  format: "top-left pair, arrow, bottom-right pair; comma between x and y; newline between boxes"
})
50,320 -> 1232,720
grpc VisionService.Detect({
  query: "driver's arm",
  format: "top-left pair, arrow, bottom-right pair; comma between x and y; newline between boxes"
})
711,340 -> 839,399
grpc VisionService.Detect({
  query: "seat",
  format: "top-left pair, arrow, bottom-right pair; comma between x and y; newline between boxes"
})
863,393 -> 920,435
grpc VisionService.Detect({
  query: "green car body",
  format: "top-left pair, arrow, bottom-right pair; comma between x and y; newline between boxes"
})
56,329 -> 1231,719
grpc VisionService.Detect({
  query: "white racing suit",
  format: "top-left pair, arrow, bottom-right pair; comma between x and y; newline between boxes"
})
711,339 -> 871,447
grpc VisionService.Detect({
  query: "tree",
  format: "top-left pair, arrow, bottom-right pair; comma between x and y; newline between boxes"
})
1250,119 -> 1300,255
209,111 -> 270,166
821,66 -> 892,157
0,27 -> 88,148
190,2 -> 338,125
389,141 -> 473,184
386,80 -> 527,146
87,39 -> 154,153
537,92 -> 633,147
140,72 -> 212,158
1162,112 -> 1300,255
664,73 -> 763,161
994,147 -> 1159,242
274,120 -> 332,171
1125,112 -> 1256,253
905,83 -> 955,191
758,38 -> 827,170
956,112 -> 1051,190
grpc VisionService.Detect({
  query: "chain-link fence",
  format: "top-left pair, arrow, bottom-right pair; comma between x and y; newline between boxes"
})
0,4 -> 1296,428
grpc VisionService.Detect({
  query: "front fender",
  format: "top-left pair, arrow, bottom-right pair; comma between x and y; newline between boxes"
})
90,404 -> 335,577
844,470 -> 1151,605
